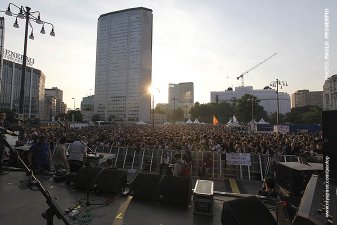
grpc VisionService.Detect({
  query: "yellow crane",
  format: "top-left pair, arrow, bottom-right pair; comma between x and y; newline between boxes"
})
236,53 -> 277,87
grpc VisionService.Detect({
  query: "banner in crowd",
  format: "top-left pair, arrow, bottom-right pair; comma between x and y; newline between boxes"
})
226,153 -> 251,166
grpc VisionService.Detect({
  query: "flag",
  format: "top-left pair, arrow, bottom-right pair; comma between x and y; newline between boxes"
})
213,115 -> 219,125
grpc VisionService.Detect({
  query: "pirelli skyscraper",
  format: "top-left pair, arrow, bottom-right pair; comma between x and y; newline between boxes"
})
94,8 -> 153,122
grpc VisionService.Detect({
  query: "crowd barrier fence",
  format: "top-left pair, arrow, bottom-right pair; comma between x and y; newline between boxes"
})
64,144 -> 301,181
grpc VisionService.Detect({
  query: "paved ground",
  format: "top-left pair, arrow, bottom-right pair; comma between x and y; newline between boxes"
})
0,170 -> 262,225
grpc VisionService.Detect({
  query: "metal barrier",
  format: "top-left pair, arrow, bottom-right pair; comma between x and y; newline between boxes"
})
63,143 -> 302,181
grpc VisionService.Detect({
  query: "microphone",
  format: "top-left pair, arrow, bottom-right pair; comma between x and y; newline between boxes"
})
0,126 -> 18,136
57,120 -> 66,129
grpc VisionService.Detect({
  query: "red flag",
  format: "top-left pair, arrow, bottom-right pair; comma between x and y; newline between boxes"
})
213,115 -> 219,125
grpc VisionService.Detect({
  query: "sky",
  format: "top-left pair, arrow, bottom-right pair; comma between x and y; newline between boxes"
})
1,0 -> 336,109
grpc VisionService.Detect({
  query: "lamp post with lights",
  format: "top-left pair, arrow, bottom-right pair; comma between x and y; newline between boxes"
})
270,79 -> 288,127
2,3 -> 55,119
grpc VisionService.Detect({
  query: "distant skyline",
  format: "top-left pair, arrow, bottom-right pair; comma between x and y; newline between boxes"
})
1,0 -> 336,109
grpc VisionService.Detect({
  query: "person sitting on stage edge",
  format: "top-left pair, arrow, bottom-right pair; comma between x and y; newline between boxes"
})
257,177 -> 278,198
53,136 -> 69,172
68,136 -> 87,173
28,134 -> 51,174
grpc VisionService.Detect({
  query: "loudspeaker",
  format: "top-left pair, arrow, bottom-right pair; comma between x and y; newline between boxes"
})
132,173 -> 163,201
221,196 -> 277,225
158,175 -> 192,208
73,167 -> 103,190
322,110 -> 337,183
276,162 -> 321,196
322,110 -> 337,145
94,168 -> 127,194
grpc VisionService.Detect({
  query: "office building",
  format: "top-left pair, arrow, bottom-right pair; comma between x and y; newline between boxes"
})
323,74 -> 337,110
45,95 -> 57,121
81,95 -> 95,122
0,55 -> 45,119
94,7 -> 153,122
168,82 -> 194,115
210,86 -> 291,115
45,87 -> 65,116
291,90 -> 323,108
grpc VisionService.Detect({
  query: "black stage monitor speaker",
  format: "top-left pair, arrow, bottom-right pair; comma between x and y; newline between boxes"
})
276,162 -> 322,196
322,110 -> 337,183
158,175 -> 192,208
322,110 -> 337,145
132,173 -> 163,201
94,168 -> 127,194
73,167 -> 103,190
221,196 -> 277,225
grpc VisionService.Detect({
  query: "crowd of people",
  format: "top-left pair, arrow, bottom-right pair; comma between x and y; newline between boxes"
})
23,123 -> 322,156
0,111 -> 323,177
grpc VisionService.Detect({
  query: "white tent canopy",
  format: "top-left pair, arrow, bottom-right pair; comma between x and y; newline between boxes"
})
193,118 -> 200,124
227,116 -> 241,127
186,118 -> 193,124
136,121 -> 148,125
258,118 -> 269,124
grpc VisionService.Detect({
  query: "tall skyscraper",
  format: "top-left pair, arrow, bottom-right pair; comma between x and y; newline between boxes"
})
94,7 -> 153,122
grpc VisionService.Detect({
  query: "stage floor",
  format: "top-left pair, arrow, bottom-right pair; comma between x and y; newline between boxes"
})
0,171 -> 262,225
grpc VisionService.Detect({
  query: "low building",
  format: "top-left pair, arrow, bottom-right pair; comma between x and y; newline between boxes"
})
291,90 -> 323,108
211,86 -> 291,115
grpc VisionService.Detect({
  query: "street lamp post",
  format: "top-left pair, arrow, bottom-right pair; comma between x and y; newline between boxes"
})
148,86 -> 159,129
152,93 -> 154,129
270,79 -> 288,127
170,97 -> 178,124
72,97 -> 75,110
1,3 -> 55,120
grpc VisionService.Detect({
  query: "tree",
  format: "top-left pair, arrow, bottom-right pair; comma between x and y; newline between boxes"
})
284,105 -> 322,124
190,101 -> 235,123
235,94 -> 268,123
169,107 -> 185,122
268,112 -> 286,125
92,114 -> 101,122
66,110 -> 83,122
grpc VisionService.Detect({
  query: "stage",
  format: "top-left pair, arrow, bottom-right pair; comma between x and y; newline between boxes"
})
1,171 -> 258,225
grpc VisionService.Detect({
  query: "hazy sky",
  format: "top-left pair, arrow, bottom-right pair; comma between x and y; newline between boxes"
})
1,0 -> 336,109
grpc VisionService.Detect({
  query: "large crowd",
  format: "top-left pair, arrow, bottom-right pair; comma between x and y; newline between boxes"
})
23,123 -> 322,156
1,108 -> 323,176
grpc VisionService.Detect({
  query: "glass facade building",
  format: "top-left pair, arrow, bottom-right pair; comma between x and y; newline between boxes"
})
94,7 -> 153,122
0,59 -> 45,119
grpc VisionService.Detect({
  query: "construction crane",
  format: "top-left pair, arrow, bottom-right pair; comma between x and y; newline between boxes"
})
236,53 -> 277,87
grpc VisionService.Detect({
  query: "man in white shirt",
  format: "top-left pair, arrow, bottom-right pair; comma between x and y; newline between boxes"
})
68,136 -> 87,172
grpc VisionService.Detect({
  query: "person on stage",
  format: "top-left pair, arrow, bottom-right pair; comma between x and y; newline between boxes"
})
28,134 -> 51,173
68,136 -> 87,172
53,136 -> 69,172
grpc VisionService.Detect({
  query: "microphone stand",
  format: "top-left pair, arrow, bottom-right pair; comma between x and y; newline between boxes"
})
1,133 -> 71,225
79,140 -> 106,207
